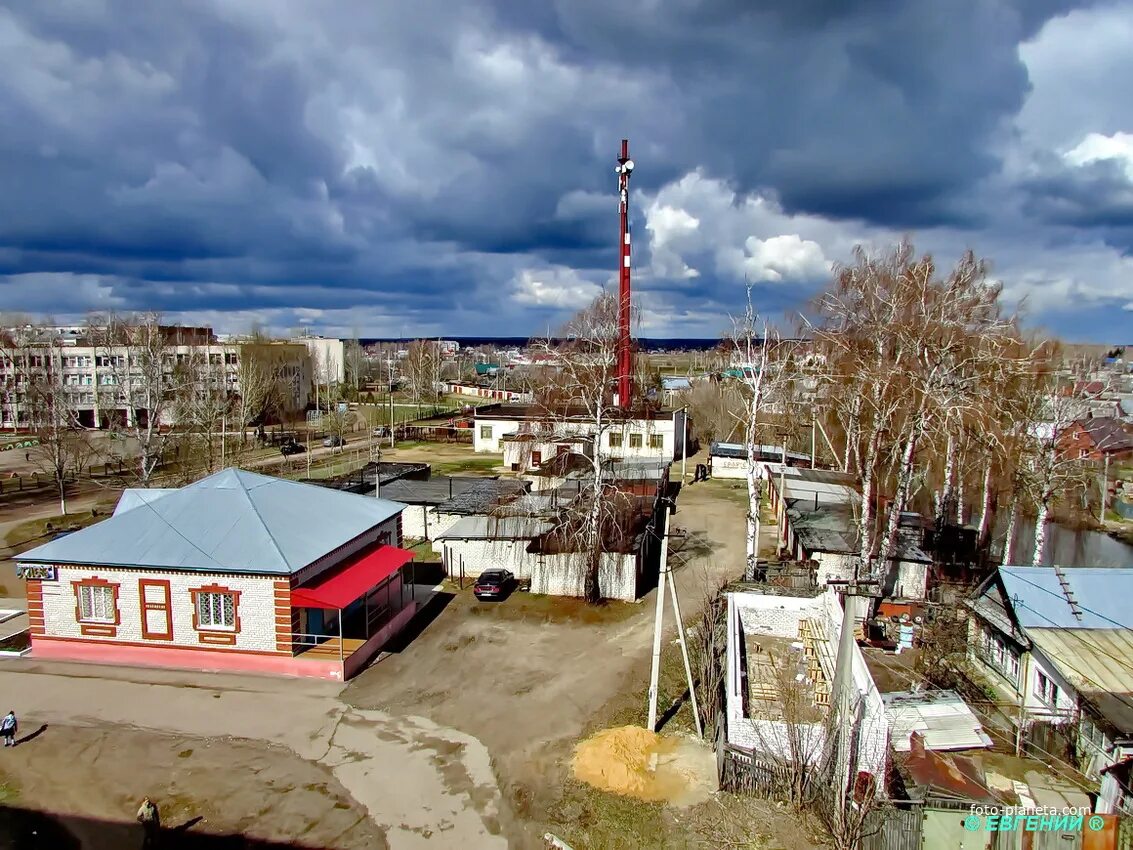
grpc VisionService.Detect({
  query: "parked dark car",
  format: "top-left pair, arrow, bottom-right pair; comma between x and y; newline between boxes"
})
280,441 -> 305,456
322,435 -> 346,448
473,569 -> 516,601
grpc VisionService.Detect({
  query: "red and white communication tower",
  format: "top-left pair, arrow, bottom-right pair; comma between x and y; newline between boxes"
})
615,139 -> 635,408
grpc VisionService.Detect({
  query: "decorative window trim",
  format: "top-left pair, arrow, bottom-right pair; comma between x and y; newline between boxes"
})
72,576 -> 121,637
189,583 -> 242,645
138,578 -> 174,641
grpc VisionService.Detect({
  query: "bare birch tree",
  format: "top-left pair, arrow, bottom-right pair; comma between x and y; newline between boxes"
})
402,340 -> 441,416
175,350 -> 233,474
88,313 -> 198,485
726,288 -> 798,580
26,361 -> 94,515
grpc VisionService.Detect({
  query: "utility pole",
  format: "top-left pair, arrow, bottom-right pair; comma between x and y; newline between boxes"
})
615,139 -> 635,409
387,350 -> 395,449
827,577 -> 878,815
680,406 -> 688,481
646,505 -> 702,737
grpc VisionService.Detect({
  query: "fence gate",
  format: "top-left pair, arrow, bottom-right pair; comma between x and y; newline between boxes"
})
861,808 -> 923,850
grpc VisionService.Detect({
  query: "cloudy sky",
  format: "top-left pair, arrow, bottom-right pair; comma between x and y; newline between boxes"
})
1,0 -> 1132,341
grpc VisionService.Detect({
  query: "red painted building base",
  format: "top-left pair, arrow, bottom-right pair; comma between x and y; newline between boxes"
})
28,601 -> 418,683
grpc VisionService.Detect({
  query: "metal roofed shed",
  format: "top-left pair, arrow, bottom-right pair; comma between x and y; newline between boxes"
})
433,478 -> 529,515
434,515 -> 553,541
376,476 -> 484,505
19,468 -> 405,575
883,690 -> 994,752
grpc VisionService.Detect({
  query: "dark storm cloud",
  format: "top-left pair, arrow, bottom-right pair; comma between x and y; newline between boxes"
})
0,0 -> 1126,338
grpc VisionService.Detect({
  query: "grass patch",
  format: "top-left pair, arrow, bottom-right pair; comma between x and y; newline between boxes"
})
429,456 -> 503,476
3,507 -> 113,557
462,589 -> 641,625
0,631 -> 30,653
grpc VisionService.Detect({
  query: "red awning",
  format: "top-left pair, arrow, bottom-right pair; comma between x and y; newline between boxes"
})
291,545 -> 415,610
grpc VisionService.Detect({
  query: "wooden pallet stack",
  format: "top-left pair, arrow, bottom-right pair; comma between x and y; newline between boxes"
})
746,641 -> 781,708
798,618 -> 836,708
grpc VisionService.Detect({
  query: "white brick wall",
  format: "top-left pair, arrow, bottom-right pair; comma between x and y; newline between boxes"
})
894,561 -> 928,600
402,505 -> 428,540
434,537 -> 639,601
726,588 -> 889,777
437,538 -> 532,580
734,592 -> 824,638
529,552 -> 637,601
39,566 -> 280,652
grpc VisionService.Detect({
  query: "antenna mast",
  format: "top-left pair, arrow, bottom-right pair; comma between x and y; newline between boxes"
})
615,139 -> 635,408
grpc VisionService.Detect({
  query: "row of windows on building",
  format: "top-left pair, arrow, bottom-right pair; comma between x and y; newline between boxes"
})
976,624 -> 1063,707
78,583 -> 237,631
478,425 -> 664,450
6,352 -> 242,372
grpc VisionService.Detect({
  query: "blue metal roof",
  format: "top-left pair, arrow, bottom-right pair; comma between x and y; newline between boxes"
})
999,566 -> 1133,630
18,468 -> 405,575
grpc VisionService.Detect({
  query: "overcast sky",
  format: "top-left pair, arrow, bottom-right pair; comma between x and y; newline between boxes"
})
1,0 -> 1132,341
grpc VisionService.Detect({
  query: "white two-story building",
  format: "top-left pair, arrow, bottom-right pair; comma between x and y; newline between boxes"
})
472,403 -> 689,473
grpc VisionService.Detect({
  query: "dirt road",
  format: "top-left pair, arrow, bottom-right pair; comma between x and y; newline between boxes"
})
347,476 -> 754,847
0,661 -> 509,849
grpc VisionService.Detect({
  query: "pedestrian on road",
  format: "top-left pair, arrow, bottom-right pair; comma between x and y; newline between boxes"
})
24,452 -> 29,463
137,796 -> 161,848
1,710 -> 17,747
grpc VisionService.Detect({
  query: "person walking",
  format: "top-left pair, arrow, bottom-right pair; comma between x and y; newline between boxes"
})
1,710 -> 17,747
136,796 -> 161,848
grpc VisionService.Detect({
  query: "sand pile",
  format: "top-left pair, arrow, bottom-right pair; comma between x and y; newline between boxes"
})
571,726 -> 717,806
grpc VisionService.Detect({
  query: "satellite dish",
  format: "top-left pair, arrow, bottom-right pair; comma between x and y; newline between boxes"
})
624,159 -> 635,172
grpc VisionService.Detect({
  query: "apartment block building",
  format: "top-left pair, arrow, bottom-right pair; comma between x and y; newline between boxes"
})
0,325 -> 315,430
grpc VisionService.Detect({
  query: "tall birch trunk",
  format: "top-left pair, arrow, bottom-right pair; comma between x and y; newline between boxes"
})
877,417 -> 925,576
1001,497 -> 1018,566
956,463 -> 965,526
743,369 -> 766,580
976,457 -> 994,551
585,430 -> 604,603
858,426 -> 884,573
937,432 -> 957,527
1032,495 -> 1050,567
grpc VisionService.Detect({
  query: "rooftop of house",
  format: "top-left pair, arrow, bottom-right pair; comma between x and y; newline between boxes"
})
18,468 -> 404,575
997,566 -> 1133,630
710,442 -> 813,463
473,402 -> 677,422
1072,416 -> 1133,452
900,741 -> 1091,810
434,478 -> 530,515
882,689 -> 994,753
434,515 -> 553,541
787,500 -> 931,563
375,476 -> 485,505
1026,628 -> 1133,736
